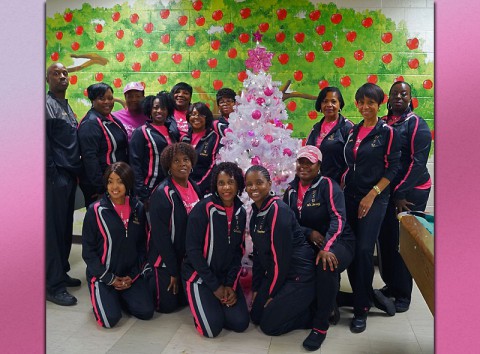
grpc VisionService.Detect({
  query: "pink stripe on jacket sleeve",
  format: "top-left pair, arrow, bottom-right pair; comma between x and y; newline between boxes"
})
142,126 -> 155,185
97,118 -> 113,165
383,125 -> 394,169
269,203 -> 280,295
323,179 -> 343,252
93,203 -> 108,264
394,117 -> 419,192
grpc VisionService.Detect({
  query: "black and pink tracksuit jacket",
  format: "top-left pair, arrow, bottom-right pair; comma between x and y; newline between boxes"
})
182,194 -> 246,292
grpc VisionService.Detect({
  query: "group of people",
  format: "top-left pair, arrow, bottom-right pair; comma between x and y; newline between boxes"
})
46,61 -> 431,352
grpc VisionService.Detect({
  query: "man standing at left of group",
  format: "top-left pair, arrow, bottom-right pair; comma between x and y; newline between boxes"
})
46,63 -> 82,306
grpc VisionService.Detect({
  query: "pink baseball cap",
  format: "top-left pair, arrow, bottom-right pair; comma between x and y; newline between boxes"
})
297,145 -> 322,163
123,81 -> 144,94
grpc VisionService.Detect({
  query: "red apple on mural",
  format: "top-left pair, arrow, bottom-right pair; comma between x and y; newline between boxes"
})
56,31 -> 63,40
64,12 -> 73,22
178,16 -> 188,26
240,8 -> 251,19
208,58 -> 218,68
130,13 -> 139,24
71,42 -> 80,51
259,22 -> 269,32
96,41 -> 105,50
144,23 -> 154,33
134,38 -> 143,48
212,10 -> 223,21
213,80 -> 223,90
237,71 -> 248,82
239,33 -> 250,43
423,79 -> 433,89
228,48 -> 238,58
362,17 -> 373,28
278,53 -> 289,65
367,74 -> 378,84
382,32 -> 393,44
340,76 -> 351,87
172,53 -> 183,64
69,75 -> 77,84
186,35 -> 196,46
116,30 -> 124,39
318,80 -> 329,90
160,9 -> 170,19
287,101 -> 297,111
112,12 -> 120,21
51,52 -> 59,61
132,62 -> 141,72
75,26 -> 84,35
294,71 -> 303,81
395,76 -> 404,82
408,58 -> 419,69
224,22 -> 234,33
275,32 -> 286,43
406,38 -> 419,50
195,16 -> 205,26
294,32 -> 305,43
321,41 -> 333,51
211,40 -> 221,50
116,52 -> 125,62
83,89 -> 88,97
383,94 -> 388,104
308,111 -> 318,120
113,78 -> 122,88
150,52 -> 159,61
331,13 -> 342,24
286,123 -> 294,130
354,49 -> 364,61
95,24 -> 103,33
193,0 -> 203,11
191,70 -> 201,79
277,8 -> 287,20
158,75 -> 167,84
305,52 -> 315,62
346,31 -> 357,42
161,34 -> 170,44
382,53 -> 392,64
310,10 -> 321,21
411,98 -> 419,108
315,25 -> 326,35
95,72 -> 104,81
334,57 -> 345,68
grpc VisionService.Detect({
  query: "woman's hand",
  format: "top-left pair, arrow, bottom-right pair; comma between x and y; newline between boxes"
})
264,298 -> 273,308
395,199 -> 414,213
358,193 -> 375,219
214,285 -> 226,302
167,276 -> 178,295
113,276 -> 132,291
309,230 -> 325,248
316,250 -> 338,271
223,286 -> 237,307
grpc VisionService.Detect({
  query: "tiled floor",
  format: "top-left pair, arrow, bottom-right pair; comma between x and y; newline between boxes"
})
47,244 -> 434,354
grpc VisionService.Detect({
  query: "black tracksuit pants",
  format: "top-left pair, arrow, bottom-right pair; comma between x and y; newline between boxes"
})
46,169 -> 76,294
377,188 -> 430,303
149,266 -> 188,313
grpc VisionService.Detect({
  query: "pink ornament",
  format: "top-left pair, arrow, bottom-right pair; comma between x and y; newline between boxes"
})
251,156 -> 261,165
275,121 -> 284,128
251,138 -> 260,147
264,87 -> 274,96
247,130 -> 255,137
256,97 -> 266,105
245,46 -> 274,73
264,134 -> 274,143
283,148 -> 292,156
251,110 -> 262,120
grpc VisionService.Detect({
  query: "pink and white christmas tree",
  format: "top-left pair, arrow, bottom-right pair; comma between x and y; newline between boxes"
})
217,32 -> 300,195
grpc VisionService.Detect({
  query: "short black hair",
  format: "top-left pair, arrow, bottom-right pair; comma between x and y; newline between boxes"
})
355,83 -> 384,105
170,82 -> 193,96
245,165 -> 271,182
211,162 -> 245,196
87,82 -> 114,102
142,91 -> 174,118
103,162 -> 134,195
216,88 -> 236,105
187,102 -> 214,130
315,86 -> 345,112
160,142 -> 197,175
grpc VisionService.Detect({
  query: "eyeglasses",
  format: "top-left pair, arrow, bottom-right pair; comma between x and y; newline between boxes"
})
218,99 -> 235,105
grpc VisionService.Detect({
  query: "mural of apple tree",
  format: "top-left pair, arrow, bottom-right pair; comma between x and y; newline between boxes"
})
46,0 -> 433,139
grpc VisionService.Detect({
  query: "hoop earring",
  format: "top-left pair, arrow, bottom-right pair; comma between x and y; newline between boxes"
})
269,190 -> 275,196
387,102 -> 392,111
191,168 -> 193,173
338,108 -> 342,112
168,170 -> 172,176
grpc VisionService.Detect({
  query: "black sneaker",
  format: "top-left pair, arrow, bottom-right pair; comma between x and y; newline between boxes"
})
379,285 -> 392,298
373,289 -> 396,316
328,303 -> 340,325
395,298 -> 410,313
350,314 -> 367,333
65,275 -> 81,287
302,329 -> 326,351
46,290 -> 77,306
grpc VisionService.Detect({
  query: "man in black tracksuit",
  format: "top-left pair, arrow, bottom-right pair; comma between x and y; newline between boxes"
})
46,63 -> 82,306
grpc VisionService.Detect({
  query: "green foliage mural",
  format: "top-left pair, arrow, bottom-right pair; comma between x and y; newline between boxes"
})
46,0 -> 434,139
